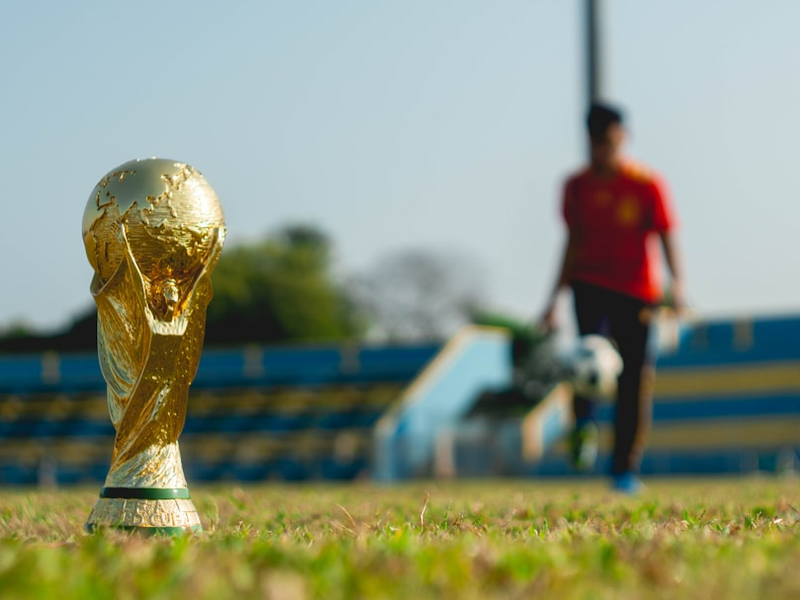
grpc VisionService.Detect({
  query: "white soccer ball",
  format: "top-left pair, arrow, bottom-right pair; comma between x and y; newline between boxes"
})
564,335 -> 624,400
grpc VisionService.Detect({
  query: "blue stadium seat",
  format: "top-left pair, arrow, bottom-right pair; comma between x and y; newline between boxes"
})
0,356 -> 46,394
274,457 -> 309,481
58,354 -> 104,392
354,344 -> 439,383
319,457 -> 368,481
231,462 -> 271,482
186,461 -> 226,483
249,413 -> 313,433
194,350 -> 248,389
314,410 -> 382,430
0,463 -> 38,486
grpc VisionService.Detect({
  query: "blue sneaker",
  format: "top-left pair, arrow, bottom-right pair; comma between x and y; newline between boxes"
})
570,421 -> 598,472
612,472 -> 644,495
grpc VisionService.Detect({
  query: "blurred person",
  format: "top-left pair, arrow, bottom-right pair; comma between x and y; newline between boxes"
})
540,101 -> 686,494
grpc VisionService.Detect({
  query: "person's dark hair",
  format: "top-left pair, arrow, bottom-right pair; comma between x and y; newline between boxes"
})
586,102 -> 624,139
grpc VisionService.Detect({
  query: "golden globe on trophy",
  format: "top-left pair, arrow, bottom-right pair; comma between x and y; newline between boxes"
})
82,157 -> 226,534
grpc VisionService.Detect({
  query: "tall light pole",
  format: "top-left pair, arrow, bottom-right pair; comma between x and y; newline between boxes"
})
584,0 -> 603,159
585,0 -> 602,106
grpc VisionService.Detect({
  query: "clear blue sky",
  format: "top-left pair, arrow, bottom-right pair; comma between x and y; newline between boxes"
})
1,1 -> 799,333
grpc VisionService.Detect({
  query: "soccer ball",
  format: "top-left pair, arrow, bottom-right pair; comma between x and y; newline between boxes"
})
563,335 -> 624,400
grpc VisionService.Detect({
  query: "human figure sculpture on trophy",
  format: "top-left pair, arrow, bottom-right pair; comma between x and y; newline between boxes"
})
82,157 -> 226,534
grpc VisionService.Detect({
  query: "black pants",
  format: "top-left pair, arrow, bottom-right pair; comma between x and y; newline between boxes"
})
571,281 -> 655,475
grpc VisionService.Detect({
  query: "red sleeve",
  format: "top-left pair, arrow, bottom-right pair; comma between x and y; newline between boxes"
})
562,177 -> 578,227
649,173 -> 677,232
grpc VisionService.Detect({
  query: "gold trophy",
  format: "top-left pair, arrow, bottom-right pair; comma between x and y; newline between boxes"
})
82,158 -> 226,534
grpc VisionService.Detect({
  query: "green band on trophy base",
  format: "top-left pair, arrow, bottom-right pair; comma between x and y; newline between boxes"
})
85,522 -> 203,536
100,487 -> 192,500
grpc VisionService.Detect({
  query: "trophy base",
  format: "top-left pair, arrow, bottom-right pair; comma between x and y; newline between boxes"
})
85,487 -> 202,535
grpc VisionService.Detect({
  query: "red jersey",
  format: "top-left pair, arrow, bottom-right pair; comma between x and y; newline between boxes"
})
562,160 -> 676,303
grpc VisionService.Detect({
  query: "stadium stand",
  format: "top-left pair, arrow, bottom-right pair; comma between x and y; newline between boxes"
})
0,343 -> 439,486
433,314 -> 800,479
5,314 -> 800,486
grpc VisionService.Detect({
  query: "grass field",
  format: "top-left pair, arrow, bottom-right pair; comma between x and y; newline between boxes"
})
2,477 -> 800,599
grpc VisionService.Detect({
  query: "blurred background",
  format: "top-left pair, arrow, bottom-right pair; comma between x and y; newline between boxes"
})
2,0 -> 800,339
1,1 -> 799,486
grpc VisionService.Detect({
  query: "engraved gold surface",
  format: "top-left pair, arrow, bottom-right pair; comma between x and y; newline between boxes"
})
87,497 -> 202,531
83,158 -> 225,532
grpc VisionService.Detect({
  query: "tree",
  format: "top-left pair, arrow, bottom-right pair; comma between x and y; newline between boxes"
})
0,311 -> 97,354
353,248 -> 486,342
204,224 -> 363,346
